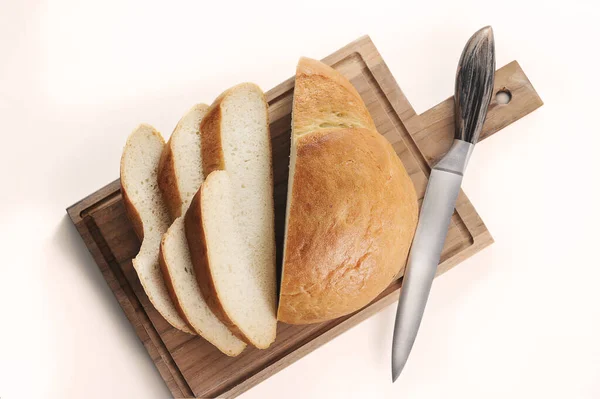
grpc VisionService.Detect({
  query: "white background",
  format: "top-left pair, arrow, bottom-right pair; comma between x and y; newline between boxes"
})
1,0 -> 599,398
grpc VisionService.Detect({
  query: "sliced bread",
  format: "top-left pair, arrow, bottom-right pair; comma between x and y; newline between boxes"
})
120,124 -> 194,334
158,104 -> 246,356
185,83 -> 277,349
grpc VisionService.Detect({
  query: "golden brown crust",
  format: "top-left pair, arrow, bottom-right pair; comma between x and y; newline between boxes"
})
120,187 -> 144,241
158,104 -> 209,220
158,141 -> 182,220
293,57 -> 376,137
296,57 -> 364,104
158,241 -> 194,331
278,129 -> 417,324
200,100 -> 225,176
184,183 -> 250,343
277,59 -> 418,324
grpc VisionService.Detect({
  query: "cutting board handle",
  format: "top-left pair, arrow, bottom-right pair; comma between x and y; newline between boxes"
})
405,60 -> 543,167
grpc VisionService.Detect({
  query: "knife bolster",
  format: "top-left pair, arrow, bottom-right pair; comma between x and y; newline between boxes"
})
434,139 -> 474,175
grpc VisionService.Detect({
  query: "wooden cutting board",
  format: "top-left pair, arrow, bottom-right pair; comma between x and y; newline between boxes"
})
66,36 -> 542,398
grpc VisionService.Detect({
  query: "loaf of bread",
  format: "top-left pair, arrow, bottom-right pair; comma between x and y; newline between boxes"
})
158,104 -> 246,356
185,83 -> 277,348
120,124 -> 194,334
278,58 -> 419,324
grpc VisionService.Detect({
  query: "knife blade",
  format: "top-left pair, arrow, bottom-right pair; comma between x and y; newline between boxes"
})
391,26 -> 496,382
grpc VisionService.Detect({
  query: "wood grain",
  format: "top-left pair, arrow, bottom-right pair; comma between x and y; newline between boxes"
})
66,35 -> 542,398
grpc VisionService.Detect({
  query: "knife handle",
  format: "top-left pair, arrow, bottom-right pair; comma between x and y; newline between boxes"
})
454,26 -> 496,144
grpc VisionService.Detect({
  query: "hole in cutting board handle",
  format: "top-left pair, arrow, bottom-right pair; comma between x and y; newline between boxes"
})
495,89 -> 512,105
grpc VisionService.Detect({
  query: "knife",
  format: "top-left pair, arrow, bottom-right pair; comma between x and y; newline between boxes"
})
391,26 -> 496,382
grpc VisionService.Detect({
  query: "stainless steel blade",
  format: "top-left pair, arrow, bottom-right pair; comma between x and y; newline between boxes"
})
391,140 -> 472,381
391,26 -> 496,382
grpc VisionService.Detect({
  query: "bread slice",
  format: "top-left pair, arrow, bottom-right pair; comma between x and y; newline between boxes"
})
120,124 -> 194,334
157,105 -> 209,221
157,104 -> 246,356
185,83 -> 277,349
278,58 -> 418,324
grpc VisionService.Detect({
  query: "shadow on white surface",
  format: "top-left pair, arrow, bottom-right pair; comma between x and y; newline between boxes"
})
371,248 -> 495,386
51,215 -> 172,398
53,215 -> 125,317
